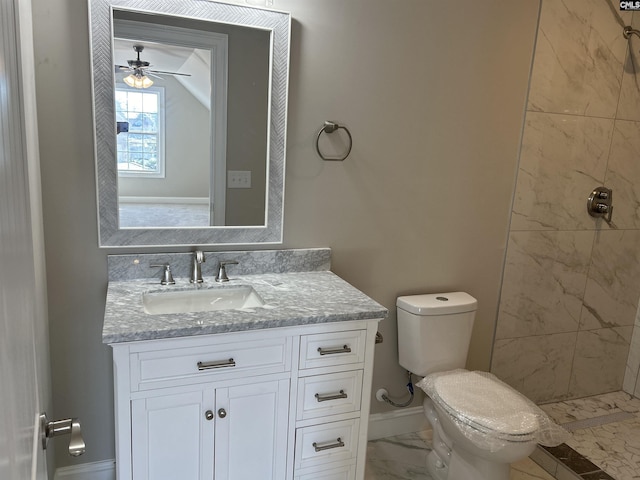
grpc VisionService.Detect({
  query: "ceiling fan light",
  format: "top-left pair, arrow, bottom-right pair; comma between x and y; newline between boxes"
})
123,74 -> 136,88
123,73 -> 154,89
140,76 -> 154,88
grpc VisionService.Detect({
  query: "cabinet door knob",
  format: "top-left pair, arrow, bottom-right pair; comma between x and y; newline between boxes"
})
218,408 -> 227,418
205,410 -> 214,421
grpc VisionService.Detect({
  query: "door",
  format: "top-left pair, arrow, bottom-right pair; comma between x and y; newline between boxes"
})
131,389 -> 215,480
214,379 -> 290,480
0,0 -> 51,478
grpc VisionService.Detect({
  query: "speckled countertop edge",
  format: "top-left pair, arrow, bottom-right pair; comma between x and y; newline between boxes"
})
103,270 -> 388,344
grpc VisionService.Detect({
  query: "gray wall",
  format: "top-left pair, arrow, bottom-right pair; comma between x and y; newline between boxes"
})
31,0 -> 539,470
224,22 -> 270,226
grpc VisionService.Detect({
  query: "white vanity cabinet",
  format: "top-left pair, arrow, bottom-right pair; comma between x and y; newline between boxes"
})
114,333 -> 292,480
129,379 -> 290,479
110,319 -> 380,480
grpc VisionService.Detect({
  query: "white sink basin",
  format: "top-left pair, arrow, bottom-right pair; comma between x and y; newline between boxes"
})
143,286 -> 265,315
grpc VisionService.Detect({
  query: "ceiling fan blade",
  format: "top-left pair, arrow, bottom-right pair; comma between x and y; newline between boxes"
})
148,69 -> 192,77
115,65 -> 132,72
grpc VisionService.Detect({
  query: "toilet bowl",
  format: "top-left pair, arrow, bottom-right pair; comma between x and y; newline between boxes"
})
396,293 -> 566,480
419,370 -> 540,480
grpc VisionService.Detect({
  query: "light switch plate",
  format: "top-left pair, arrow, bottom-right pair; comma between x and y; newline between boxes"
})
228,170 -> 252,189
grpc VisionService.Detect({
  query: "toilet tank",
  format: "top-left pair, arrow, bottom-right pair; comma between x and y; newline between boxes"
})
397,292 -> 477,376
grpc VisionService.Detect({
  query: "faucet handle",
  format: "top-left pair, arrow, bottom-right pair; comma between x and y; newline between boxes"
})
150,264 -> 175,285
215,260 -> 239,283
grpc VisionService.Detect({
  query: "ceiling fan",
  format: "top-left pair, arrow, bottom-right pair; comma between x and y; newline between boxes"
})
115,45 -> 191,89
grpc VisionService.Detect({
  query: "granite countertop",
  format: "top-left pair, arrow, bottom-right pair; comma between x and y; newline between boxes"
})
102,270 -> 388,344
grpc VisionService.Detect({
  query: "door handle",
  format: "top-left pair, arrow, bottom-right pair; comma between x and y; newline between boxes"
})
40,413 -> 86,457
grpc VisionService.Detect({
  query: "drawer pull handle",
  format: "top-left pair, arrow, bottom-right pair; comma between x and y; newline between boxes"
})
315,390 -> 348,402
317,345 -> 351,356
197,358 -> 236,370
313,437 -> 345,452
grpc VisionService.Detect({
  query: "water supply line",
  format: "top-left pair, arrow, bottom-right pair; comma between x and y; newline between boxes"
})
376,370 -> 415,408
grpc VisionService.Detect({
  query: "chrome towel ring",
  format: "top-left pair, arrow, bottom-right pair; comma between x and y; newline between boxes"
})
315,121 -> 353,161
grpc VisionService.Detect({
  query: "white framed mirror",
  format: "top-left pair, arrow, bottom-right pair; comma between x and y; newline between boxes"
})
88,0 -> 290,246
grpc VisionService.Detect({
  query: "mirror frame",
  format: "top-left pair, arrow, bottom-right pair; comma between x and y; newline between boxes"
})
89,0 -> 290,247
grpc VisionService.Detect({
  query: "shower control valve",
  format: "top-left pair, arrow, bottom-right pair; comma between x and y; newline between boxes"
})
587,186 -> 613,225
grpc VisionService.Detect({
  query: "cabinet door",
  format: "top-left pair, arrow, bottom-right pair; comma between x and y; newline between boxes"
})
131,390 -> 214,480
214,379 -> 290,480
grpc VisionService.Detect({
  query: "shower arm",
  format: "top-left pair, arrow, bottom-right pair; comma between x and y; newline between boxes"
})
624,25 -> 640,39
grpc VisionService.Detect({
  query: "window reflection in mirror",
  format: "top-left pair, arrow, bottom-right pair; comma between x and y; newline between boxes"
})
115,85 -> 165,177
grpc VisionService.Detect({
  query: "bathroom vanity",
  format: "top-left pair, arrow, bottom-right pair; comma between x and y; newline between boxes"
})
103,249 -> 386,480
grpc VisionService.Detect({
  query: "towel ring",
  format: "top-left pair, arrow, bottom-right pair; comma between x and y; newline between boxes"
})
315,121 -> 353,161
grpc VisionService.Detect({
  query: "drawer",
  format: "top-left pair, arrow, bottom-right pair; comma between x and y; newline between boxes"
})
131,337 -> 288,390
294,419 -> 360,470
297,370 -> 363,421
299,330 -> 366,370
294,463 -> 356,480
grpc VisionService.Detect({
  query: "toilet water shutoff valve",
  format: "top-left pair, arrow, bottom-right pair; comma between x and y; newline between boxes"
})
376,388 -> 389,402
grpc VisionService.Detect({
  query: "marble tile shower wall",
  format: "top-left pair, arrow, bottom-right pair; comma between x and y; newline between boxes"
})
491,0 -> 640,404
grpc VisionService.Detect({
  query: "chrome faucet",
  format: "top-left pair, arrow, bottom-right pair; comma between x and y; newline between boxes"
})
190,250 -> 205,283
150,263 -> 175,285
215,260 -> 238,282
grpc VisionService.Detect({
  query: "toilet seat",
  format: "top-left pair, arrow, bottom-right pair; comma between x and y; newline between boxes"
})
430,370 -> 539,442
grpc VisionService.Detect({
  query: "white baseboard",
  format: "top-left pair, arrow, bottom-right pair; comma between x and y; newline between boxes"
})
367,406 -> 430,440
54,459 -> 115,480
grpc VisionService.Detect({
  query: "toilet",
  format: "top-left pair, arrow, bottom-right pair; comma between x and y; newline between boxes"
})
396,292 -> 565,480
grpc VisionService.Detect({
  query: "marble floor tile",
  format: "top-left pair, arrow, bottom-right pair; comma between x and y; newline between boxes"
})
539,390 -> 634,423
365,432 -> 432,479
365,431 -> 557,480
541,391 -> 640,424
541,391 -> 640,480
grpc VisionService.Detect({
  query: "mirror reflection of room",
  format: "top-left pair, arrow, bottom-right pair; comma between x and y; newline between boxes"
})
112,11 -> 270,229
115,39 -> 212,228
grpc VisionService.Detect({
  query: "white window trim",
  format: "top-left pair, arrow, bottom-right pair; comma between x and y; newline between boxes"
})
115,84 -> 166,179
